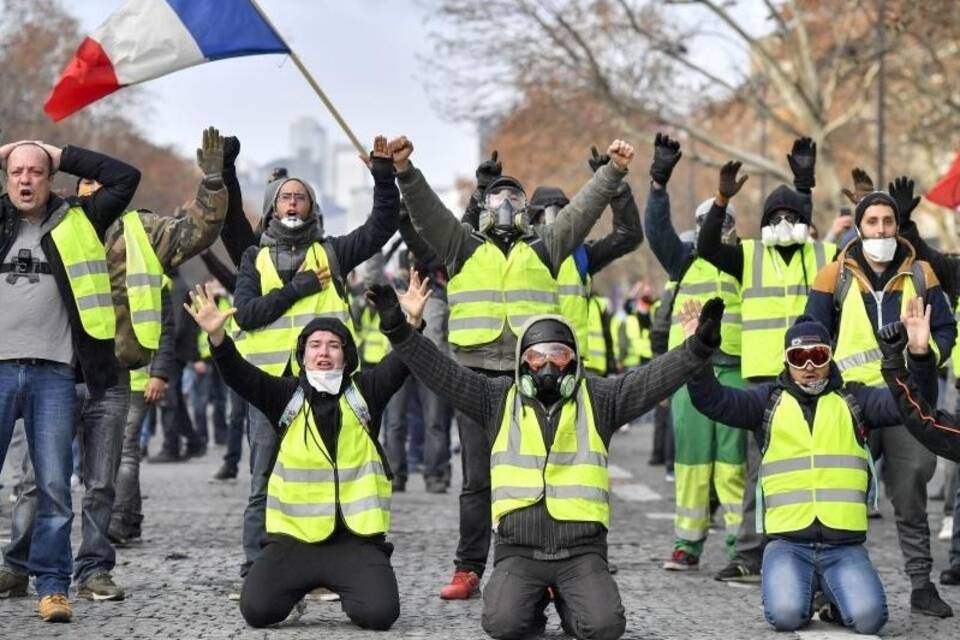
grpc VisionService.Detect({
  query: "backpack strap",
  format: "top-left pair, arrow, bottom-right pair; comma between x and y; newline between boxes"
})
755,387 -> 785,534
343,381 -> 394,480
910,261 -> 927,301
838,388 -> 880,511
278,387 -> 306,440
833,264 -> 853,311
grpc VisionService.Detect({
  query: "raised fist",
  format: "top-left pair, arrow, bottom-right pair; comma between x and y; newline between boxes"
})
607,139 -> 635,171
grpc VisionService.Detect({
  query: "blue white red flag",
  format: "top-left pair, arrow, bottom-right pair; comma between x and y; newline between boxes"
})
44,0 -> 289,121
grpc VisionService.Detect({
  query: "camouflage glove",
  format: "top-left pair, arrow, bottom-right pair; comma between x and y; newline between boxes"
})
196,126 -> 224,178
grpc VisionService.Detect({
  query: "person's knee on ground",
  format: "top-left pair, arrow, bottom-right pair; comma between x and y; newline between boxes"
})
837,595 -> 888,635
558,598 -> 626,640
763,596 -> 812,631
481,603 -> 546,640
342,594 -> 399,631
239,589 -> 292,628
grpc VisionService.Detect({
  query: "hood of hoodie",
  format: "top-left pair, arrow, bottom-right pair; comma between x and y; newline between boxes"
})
513,314 -> 582,389
295,317 -> 359,393
761,184 -> 812,228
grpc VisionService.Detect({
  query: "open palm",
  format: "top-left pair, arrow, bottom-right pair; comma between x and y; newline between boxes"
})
398,271 -> 432,326
184,283 -> 236,343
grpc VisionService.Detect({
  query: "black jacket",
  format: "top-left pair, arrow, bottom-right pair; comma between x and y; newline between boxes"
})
233,158 -> 400,333
0,146 -> 140,397
882,361 -> 960,462
687,354 -> 938,545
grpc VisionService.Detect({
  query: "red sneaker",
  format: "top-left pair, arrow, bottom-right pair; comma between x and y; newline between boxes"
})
662,549 -> 699,571
439,569 -> 480,600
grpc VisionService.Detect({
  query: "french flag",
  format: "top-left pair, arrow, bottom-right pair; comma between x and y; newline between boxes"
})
44,0 -> 290,122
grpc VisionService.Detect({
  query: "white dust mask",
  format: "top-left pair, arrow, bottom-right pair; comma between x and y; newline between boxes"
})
761,220 -> 808,247
862,237 -> 897,263
280,216 -> 305,229
305,368 -> 343,394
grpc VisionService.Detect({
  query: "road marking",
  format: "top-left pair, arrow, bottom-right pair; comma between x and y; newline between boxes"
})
644,512 -> 675,520
612,484 -> 662,502
607,464 -> 633,480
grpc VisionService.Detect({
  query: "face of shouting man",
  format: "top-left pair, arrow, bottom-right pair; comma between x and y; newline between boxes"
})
6,145 -> 53,219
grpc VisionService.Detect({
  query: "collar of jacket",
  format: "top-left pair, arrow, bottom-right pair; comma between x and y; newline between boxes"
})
1,193 -> 70,237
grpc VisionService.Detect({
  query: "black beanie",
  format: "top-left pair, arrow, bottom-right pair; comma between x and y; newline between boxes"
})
761,184 -> 812,228
854,191 -> 899,228
784,315 -> 832,350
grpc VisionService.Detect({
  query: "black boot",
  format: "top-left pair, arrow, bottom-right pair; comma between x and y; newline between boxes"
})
911,582 -> 954,618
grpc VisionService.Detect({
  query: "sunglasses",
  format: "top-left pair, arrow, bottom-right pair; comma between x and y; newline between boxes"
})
785,344 -> 832,369
521,342 -> 575,372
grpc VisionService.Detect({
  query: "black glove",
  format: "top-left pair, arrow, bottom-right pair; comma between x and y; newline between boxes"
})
695,298 -> 725,348
365,284 -> 405,333
888,176 -> 921,225
718,161 -> 748,199
476,151 -> 502,192
289,270 -> 322,298
588,145 -> 611,173
370,155 -> 395,182
223,136 -> 240,168
649,133 -> 682,185
877,321 -> 907,369
786,137 -> 816,191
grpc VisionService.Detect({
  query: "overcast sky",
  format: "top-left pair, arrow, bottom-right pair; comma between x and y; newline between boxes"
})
68,1 -> 479,187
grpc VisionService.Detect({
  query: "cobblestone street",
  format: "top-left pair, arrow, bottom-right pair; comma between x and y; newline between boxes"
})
0,420 -> 957,639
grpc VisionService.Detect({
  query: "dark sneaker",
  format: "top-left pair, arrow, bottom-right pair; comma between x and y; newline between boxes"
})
911,583 -> 953,618
148,450 -> 182,463
77,572 -> 125,601
212,464 -> 238,481
424,477 -> 447,494
107,523 -> 141,547
439,569 -> 480,599
714,560 -> 761,583
941,567 -> 960,586
38,594 -> 71,622
392,478 -> 406,493
662,549 -> 699,571
0,567 -> 28,598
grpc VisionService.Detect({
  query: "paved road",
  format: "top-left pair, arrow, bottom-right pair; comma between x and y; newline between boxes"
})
0,419 -> 956,639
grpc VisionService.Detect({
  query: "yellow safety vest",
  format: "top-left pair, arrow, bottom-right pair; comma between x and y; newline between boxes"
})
759,391 -> 868,534
952,316 -> 960,378
130,365 -> 150,393
447,241 -> 558,347
235,243 -> 355,375
266,383 -> 391,543
49,206 -> 116,340
741,240 -> 834,378
583,296 -> 609,375
834,272 -> 925,386
122,211 -> 164,350
668,257 -> 742,355
557,255 -> 589,352
197,296 -> 235,360
490,384 -> 609,527
613,313 -> 641,369
359,307 -> 389,365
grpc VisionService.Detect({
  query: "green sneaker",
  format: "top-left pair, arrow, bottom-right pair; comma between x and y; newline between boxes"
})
77,572 -> 125,601
0,567 -> 28,597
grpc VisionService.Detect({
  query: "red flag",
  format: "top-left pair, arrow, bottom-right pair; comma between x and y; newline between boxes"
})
926,152 -> 960,210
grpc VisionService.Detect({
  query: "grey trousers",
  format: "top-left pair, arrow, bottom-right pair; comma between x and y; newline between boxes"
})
869,424 -> 938,586
111,391 -> 150,533
481,553 -> 625,640
241,405 -> 278,577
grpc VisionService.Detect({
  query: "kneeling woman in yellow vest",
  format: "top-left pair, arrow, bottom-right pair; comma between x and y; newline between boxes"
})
185,282 -> 427,631
686,313 -> 939,635
366,286 -> 723,640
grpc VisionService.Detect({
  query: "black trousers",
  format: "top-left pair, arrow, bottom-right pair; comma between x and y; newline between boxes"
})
160,359 -> 201,456
455,409 -> 492,576
481,553 -> 626,640
240,532 -> 399,630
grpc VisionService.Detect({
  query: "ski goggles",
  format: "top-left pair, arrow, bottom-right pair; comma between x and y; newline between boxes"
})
521,342 -> 576,372
485,186 -> 526,210
785,344 -> 832,369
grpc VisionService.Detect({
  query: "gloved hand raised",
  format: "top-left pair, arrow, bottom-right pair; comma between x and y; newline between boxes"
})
841,167 -> 874,205
717,161 -> 748,204
365,284 -> 406,333
787,136 -> 816,191
223,136 -> 240,169
196,126 -> 225,177
649,133 -> 682,186
588,145 -> 610,173
695,297 -> 725,348
877,321 -> 907,369
476,151 -> 502,191
888,176 -> 921,225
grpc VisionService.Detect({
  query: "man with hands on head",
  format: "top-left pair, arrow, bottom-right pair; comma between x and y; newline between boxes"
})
0,138 -> 140,622
365,280 -> 724,640
230,135 -> 400,584
187,272 -> 430,630
388,133 -> 635,599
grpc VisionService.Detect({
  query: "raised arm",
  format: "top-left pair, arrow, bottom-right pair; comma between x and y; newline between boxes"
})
64,145 -> 141,237
219,136 -> 259,267
696,161 -> 748,282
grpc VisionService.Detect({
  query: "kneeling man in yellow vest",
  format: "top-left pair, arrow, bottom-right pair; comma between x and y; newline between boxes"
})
186,277 -> 429,630
366,286 -> 724,640
685,310 -> 940,635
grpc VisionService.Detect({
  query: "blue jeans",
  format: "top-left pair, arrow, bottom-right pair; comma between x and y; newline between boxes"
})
223,387 -> 247,470
762,539 -> 887,635
241,405 -> 278,577
0,361 -> 77,596
191,365 -> 227,446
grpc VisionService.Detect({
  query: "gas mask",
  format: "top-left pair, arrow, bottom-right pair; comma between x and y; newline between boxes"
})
480,185 -> 528,241
518,342 -> 578,402
761,213 -> 809,247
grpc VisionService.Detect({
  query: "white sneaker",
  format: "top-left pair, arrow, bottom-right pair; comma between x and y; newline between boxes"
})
939,516 -> 954,542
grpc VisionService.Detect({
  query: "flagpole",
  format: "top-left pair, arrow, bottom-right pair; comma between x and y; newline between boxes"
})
249,0 -> 366,156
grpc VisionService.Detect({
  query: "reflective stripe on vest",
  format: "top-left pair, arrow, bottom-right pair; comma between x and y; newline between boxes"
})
266,383 -> 391,542
447,241 -> 558,347
359,307 -> 389,364
740,240 -> 834,378
49,206 -> 116,340
490,385 -> 609,527
668,257 -> 742,356
122,211 -> 164,350
235,243 -> 355,375
758,392 -> 868,534
557,255 -> 589,354
583,296 -> 609,375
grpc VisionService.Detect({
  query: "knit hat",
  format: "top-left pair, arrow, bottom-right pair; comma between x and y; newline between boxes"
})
761,184 -> 812,227
854,191 -> 899,227
784,315 -> 832,349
